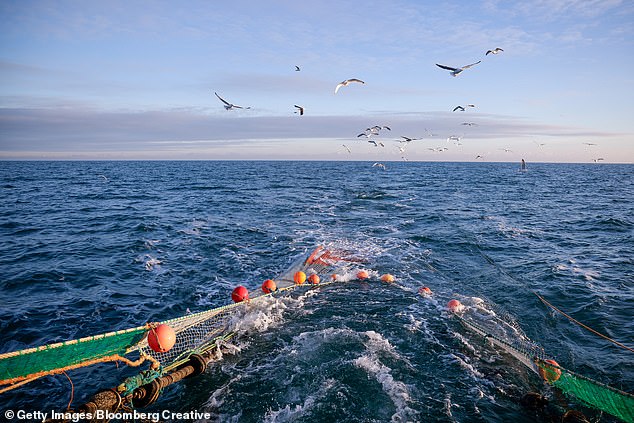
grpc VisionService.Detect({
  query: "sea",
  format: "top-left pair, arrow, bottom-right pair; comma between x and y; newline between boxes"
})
1,160 -> 632,423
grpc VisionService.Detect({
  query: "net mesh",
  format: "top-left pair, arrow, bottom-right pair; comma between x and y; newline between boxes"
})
0,326 -> 147,385
537,360 -> 634,423
0,246 -> 362,391
133,245 -> 360,372
456,308 -> 634,423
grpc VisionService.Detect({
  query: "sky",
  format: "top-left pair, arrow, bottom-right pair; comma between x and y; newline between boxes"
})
0,0 -> 633,162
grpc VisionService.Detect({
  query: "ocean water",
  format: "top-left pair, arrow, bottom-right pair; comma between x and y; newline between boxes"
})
0,160 -> 632,422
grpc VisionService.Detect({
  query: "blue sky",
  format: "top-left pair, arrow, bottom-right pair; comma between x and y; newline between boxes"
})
0,0 -> 632,162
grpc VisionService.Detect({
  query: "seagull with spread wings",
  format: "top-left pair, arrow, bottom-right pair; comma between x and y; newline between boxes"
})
294,105 -> 304,115
372,162 -> 386,170
436,61 -> 481,77
335,78 -> 365,94
486,48 -> 504,55
214,92 -> 251,110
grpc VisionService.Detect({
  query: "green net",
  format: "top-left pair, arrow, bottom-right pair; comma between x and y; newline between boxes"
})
0,326 -> 148,385
1,245 -> 363,392
455,303 -> 634,423
537,360 -> 634,423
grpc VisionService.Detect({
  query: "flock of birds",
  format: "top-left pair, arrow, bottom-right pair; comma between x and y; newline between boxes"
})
214,47 -> 604,168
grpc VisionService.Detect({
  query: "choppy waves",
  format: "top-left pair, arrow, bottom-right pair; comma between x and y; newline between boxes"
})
1,161 -> 632,422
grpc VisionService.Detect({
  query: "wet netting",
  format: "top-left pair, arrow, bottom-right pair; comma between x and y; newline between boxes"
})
0,327 -> 148,391
0,245 -> 363,398
536,359 -> 634,423
454,300 -> 633,423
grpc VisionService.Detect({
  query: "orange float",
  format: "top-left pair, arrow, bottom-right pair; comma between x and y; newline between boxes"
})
148,324 -> 176,353
539,359 -> 562,383
447,299 -> 463,312
356,270 -> 369,280
231,285 -> 249,303
380,274 -> 395,283
294,271 -> 306,285
261,279 -> 277,293
331,274 -> 339,281
308,274 -> 320,284
418,286 -> 432,296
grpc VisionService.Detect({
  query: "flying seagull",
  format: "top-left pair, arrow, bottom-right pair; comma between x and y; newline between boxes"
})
367,125 -> 391,133
372,162 -> 387,170
593,158 -> 604,162
214,92 -> 251,110
583,142 -> 598,146
486,48 -> 504,55
454,104 -> 476,111
294,105 -> 304,115
295,65 -> 301,71
335,78 -> 365,94
342,144 -> 352,154
436,61 -> 481,77
461,122 -> 478,126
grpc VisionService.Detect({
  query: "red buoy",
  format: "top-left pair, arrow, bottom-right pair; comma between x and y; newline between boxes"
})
418,286 -> 432,296
539,359 -> 562,383
231,285 -> 249,303
331,273 -> 340,281
294,271 -> 306,285
447,299 -> 463,313
308,274 -> 320,285
261,279 -> 277,293
380,274 -> 395,283
357,270 -> 369,280
147,324 -> 176,353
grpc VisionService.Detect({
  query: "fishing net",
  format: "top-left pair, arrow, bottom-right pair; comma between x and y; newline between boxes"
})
132,245 -> 360,372
536,360 -> 634,423
453,300 -> 633,423
0,326 -> 148,388
0,245 -> 362,394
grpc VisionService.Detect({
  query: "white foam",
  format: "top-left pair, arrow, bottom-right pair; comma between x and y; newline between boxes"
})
143,255 -> 162,271
227,296 -> 291,335
353,355 -> 416,422
262,379 -> 337,423
197,373 -> 244,423
443,393 -> 456,420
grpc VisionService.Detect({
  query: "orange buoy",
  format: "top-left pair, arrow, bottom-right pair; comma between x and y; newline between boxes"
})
261,279 -> 277,293
308,274 -> 320,285
294,271 -> 306,285
539,359 -> 562,383
418,286 -> 432,296
380,273 -> 395,283
357,270 -> 369,280
331,273 -> 339,281
447,299 -> 463,313
231,285 -> 249,303
148,324 -> 176,353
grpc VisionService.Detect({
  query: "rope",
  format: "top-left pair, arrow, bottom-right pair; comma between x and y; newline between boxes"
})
62,371 -> 74,411
0,354 -> 152,392
534,292 -> 634,354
